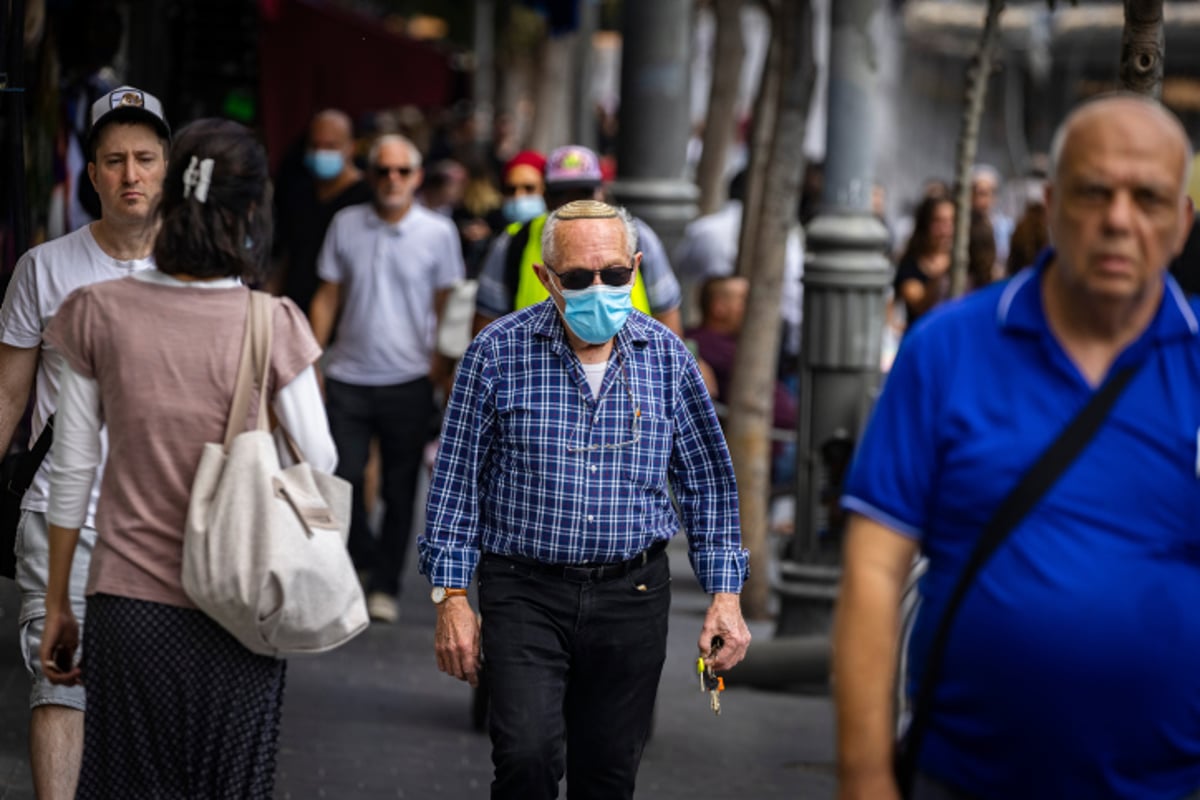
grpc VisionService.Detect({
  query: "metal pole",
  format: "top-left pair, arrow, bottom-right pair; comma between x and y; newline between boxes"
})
776,0 -> 892,637
608,0 -> 698,254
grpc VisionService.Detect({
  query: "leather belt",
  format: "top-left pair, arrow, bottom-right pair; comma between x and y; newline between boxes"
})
492,539 -> 668,583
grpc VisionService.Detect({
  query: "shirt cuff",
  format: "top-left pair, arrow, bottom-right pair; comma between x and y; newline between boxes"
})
417,540 -> 480,589
688,547 -> 750,595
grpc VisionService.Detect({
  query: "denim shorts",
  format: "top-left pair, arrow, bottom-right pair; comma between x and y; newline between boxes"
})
14,509 -> 96,711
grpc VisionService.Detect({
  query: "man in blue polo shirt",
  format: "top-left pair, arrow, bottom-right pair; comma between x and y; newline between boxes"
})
833,94 -> 1200,800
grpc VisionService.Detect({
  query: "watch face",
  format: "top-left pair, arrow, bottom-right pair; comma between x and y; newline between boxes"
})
431,586 -> 446,604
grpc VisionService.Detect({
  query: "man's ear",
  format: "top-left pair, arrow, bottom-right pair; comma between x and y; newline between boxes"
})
87,162 -> 98,191
1175,194 -> 1195,255
533,262 -> 555,294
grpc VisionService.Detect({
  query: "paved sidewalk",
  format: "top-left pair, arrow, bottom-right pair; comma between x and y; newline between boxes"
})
0,540 -> 835,799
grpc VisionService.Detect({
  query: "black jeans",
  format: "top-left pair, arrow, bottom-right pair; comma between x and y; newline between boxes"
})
477,549 -> 671,800
325,376 -> 433,596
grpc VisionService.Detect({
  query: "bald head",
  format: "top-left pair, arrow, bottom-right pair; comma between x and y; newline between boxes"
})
1044,92 -> 1195,312
309,109 -> 353,149
1050,94 -> 1192,195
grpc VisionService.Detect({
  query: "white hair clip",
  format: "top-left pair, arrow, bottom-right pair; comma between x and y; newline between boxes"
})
182,156 -> 215,203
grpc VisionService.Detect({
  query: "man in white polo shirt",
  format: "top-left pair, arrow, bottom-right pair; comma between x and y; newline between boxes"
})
0,85 -> 168,800
310,134 -> 465,624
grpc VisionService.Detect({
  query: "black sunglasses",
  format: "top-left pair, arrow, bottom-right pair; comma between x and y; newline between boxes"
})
547,265 -> 634,291
374,165 -> 415,179
503,182 -> 540,195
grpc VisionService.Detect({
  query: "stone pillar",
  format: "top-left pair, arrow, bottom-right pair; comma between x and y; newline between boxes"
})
608,0 -> 698,254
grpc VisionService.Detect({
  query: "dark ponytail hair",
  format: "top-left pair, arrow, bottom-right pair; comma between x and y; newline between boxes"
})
154,118 -> 272,282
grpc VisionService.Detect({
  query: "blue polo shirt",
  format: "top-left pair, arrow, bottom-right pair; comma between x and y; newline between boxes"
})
844,252 -> 1200,799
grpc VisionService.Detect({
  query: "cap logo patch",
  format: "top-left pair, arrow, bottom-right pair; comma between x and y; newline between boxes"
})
113,91 -> 145,109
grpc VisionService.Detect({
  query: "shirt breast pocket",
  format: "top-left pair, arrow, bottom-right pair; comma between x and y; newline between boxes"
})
620,413 -> 674,489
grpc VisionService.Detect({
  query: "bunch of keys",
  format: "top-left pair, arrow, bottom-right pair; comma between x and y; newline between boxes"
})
696,636 -> 725,715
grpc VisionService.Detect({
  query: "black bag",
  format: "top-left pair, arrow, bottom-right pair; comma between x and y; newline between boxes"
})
0,417 -> 54,580
894,365 -> 1140,797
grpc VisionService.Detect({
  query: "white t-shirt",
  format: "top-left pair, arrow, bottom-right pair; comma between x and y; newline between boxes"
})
317,203 -> 465,386
0,224 -> 154,525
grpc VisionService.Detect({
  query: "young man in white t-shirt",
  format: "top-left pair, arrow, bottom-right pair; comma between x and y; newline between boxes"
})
0,85 -> 168,800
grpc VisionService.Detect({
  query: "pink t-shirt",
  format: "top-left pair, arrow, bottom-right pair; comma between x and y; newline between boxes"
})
45,278 -> 321,608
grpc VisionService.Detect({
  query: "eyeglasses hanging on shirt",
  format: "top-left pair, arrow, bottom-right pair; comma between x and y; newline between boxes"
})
566,352 -> 642,453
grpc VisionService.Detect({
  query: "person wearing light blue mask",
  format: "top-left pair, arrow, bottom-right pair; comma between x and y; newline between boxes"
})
303,110 -> 359,190
538,205 -> 639,345
274,109 -> 370,315
421,196 -> 751,798
499,150 -> 548,224
501,193 -> 546,225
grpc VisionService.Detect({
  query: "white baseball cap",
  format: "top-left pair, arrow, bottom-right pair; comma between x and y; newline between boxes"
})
87,85 -> 171,154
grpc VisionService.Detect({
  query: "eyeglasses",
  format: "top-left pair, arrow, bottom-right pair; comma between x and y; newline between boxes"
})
374,165 -> 415,179
547,265 -> 634,291
503,182 -> 540,195
567,353 -> 642,453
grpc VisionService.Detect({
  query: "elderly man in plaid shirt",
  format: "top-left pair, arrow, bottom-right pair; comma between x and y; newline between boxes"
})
418,199 -> 751,800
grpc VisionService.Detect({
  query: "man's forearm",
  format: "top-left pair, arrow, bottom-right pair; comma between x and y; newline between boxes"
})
832,553 -> 906,783
308,283 -> 340,348
0,344 -> 40,454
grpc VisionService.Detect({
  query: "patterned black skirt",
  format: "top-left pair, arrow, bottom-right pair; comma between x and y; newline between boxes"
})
76,593 -> 286,799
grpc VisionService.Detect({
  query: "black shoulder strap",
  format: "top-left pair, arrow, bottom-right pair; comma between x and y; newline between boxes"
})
895,363 -> 1141,793
7,414 -> 55,496
503,222 -> 533,304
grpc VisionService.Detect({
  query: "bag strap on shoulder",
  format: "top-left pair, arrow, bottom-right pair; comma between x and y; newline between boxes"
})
222,291 -> 274,451
895,361 -> 1141,793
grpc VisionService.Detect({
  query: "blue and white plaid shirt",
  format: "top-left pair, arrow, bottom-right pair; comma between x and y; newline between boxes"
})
418,301 -> 748,594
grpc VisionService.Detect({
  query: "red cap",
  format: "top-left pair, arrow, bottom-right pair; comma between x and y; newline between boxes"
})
504,150 -> 546,179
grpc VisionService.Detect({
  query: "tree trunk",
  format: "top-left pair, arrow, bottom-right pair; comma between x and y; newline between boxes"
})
949,0 -> 1005,299
696,0 -> 746,216
1121,0 -> 1164,99
727,0 -> 816,621
735,0 -> 784,279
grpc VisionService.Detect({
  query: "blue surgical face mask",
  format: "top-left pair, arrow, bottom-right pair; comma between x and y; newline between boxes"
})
304,149 -> 344,181
502,194 -> 546,224
549,278 -> 634,345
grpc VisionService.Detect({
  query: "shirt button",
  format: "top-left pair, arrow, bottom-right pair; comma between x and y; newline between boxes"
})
587,515 -> 595,522
589,465 -> 598,473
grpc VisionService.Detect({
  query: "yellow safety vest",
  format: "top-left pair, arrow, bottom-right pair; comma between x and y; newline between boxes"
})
510,214 -> 652,313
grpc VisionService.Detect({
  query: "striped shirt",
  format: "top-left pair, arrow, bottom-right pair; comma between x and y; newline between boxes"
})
418,301 -> 747,594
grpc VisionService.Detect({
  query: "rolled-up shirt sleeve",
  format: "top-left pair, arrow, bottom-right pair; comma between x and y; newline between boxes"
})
46,363 -> 102,529
417,336 -> 497,588
669,345 -> 748,593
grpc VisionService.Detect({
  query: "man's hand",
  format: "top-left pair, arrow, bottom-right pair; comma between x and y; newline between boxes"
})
698,592 -> 750,671
434,596 -> 481,687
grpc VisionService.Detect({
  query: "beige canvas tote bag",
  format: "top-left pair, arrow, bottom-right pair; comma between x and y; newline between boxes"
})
183,290 -> 368,656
